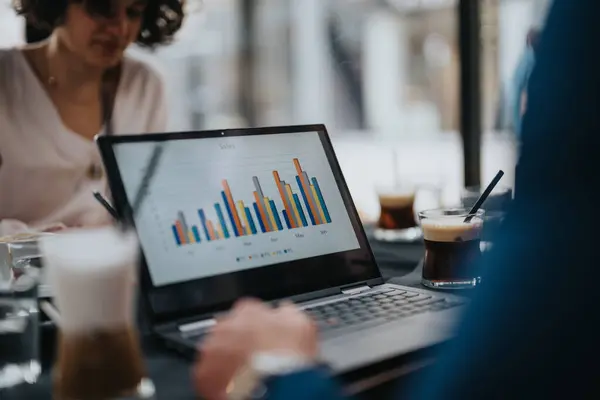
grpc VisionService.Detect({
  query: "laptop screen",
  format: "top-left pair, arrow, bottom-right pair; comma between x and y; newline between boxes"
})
103,126 -> 380,321
114,131 -> 361,287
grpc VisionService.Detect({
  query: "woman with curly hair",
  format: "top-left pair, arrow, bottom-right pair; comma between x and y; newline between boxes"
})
0,0 -> 184,235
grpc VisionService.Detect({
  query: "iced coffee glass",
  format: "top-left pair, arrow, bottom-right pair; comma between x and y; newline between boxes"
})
374,184 -> 441,242
40,227 -> 155,400
419,208 -> 485,289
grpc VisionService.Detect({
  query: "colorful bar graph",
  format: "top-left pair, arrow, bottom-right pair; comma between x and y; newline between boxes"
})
311,177 -> 332,223
302,171 -> 322,224
175,220 -> 187,245
253,177 -> 272,232
273,171 -> 297,229
282,210 -> 292,229
169,158 -> 332,247
264,197 -> 280,231
293,194 -> 308,227
310,184 -> 327,225
187,230 -> 196,243
262,198 -> 276,231
269,200 -> 284,231
237,201 -> 251,235
245,207 -> 257,235
293,159 -> 322,225
253,191 -> 271,232
214,204 -> 230,239
207,221 -> 217,241
198,210 -> 210,241
281,182 -> 298,227
172,225 -> 181,245
222,180 -> 244,236
221,191 -> 239,237
296,175 -> 316,225
253,203 -> 267,233
285,184 -> 303,228
192,226 -> 201,242
177,211 -> 190,235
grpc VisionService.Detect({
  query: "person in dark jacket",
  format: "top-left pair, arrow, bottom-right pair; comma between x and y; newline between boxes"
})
194,1 -> 600,398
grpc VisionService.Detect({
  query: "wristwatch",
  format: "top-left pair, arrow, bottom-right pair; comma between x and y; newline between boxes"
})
227,351 -> 315,400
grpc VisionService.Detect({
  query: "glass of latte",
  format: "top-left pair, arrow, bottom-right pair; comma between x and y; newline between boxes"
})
418,208 -> 485,289
39,227 -> 155,400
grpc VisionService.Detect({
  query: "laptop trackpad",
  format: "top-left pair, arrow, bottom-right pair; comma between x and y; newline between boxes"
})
321,312 -> 458,373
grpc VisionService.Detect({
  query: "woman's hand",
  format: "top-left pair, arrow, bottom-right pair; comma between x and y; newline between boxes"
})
36,222 -> 68,233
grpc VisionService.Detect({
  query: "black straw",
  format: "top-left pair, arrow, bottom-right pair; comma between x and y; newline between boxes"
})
464,170 -> 505,223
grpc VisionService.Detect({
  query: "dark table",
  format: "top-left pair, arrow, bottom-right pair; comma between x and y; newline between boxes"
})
3,229 -> 430,400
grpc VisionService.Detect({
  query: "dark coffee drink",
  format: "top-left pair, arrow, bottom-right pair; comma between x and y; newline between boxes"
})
54,327 -> 146,400
421,218 -> 483,287
377,194 -> 416,230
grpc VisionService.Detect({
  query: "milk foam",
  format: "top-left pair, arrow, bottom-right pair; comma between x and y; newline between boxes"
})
40,227 -> 139,333
378,193 -> 415,208
421,217 -> 482,242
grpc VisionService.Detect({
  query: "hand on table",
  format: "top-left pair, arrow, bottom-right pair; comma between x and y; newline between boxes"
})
193,299 -> 318,400
36,222 -> 68,233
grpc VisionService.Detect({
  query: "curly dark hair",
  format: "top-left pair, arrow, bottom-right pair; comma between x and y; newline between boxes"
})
13,0 -> 185,48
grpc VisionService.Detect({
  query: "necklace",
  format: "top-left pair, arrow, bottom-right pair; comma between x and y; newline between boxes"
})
42,45 -> 58,87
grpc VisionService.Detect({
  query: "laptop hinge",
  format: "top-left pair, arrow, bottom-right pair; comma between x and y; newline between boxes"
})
178,318 -> 216,333
341,285 -> 371,295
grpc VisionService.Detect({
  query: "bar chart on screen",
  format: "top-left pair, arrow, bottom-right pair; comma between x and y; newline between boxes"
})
170,158 -> 332,247
118,131 -> 361,285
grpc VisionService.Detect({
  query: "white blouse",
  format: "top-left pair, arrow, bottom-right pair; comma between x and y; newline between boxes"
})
0,48 -> 167,236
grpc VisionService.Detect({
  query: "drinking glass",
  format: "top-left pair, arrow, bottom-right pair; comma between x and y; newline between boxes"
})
40,227 -> 155,400
419,208 -> 485,289
374,183 -> 442,242
0,240 -> 42,390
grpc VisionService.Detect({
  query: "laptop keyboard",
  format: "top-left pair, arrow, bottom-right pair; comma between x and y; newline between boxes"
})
182,288 -> 465,342
303,288 -> 465,335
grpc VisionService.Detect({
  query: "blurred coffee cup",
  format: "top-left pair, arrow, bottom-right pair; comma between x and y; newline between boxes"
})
419,208 -> 485,289
374,183 -> 442,242
39,227 -> 154,400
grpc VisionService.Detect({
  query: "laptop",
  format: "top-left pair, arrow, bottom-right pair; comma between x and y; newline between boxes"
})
97,124 -> 467,374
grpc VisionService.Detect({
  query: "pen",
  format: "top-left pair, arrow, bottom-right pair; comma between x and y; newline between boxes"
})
92,191 -> 119,220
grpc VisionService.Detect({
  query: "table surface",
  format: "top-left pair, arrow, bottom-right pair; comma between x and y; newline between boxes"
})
3,229 -> 434,399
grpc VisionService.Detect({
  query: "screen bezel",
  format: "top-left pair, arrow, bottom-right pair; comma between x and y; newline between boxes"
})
97,124 -> 382,324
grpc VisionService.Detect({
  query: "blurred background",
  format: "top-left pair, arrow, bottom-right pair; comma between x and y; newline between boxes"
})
0,0 -> 552,220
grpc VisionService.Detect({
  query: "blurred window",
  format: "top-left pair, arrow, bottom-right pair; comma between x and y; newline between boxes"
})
1,0 -> 552,218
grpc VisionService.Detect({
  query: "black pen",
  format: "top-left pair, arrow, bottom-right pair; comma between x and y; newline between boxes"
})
92,191 -> 119,220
